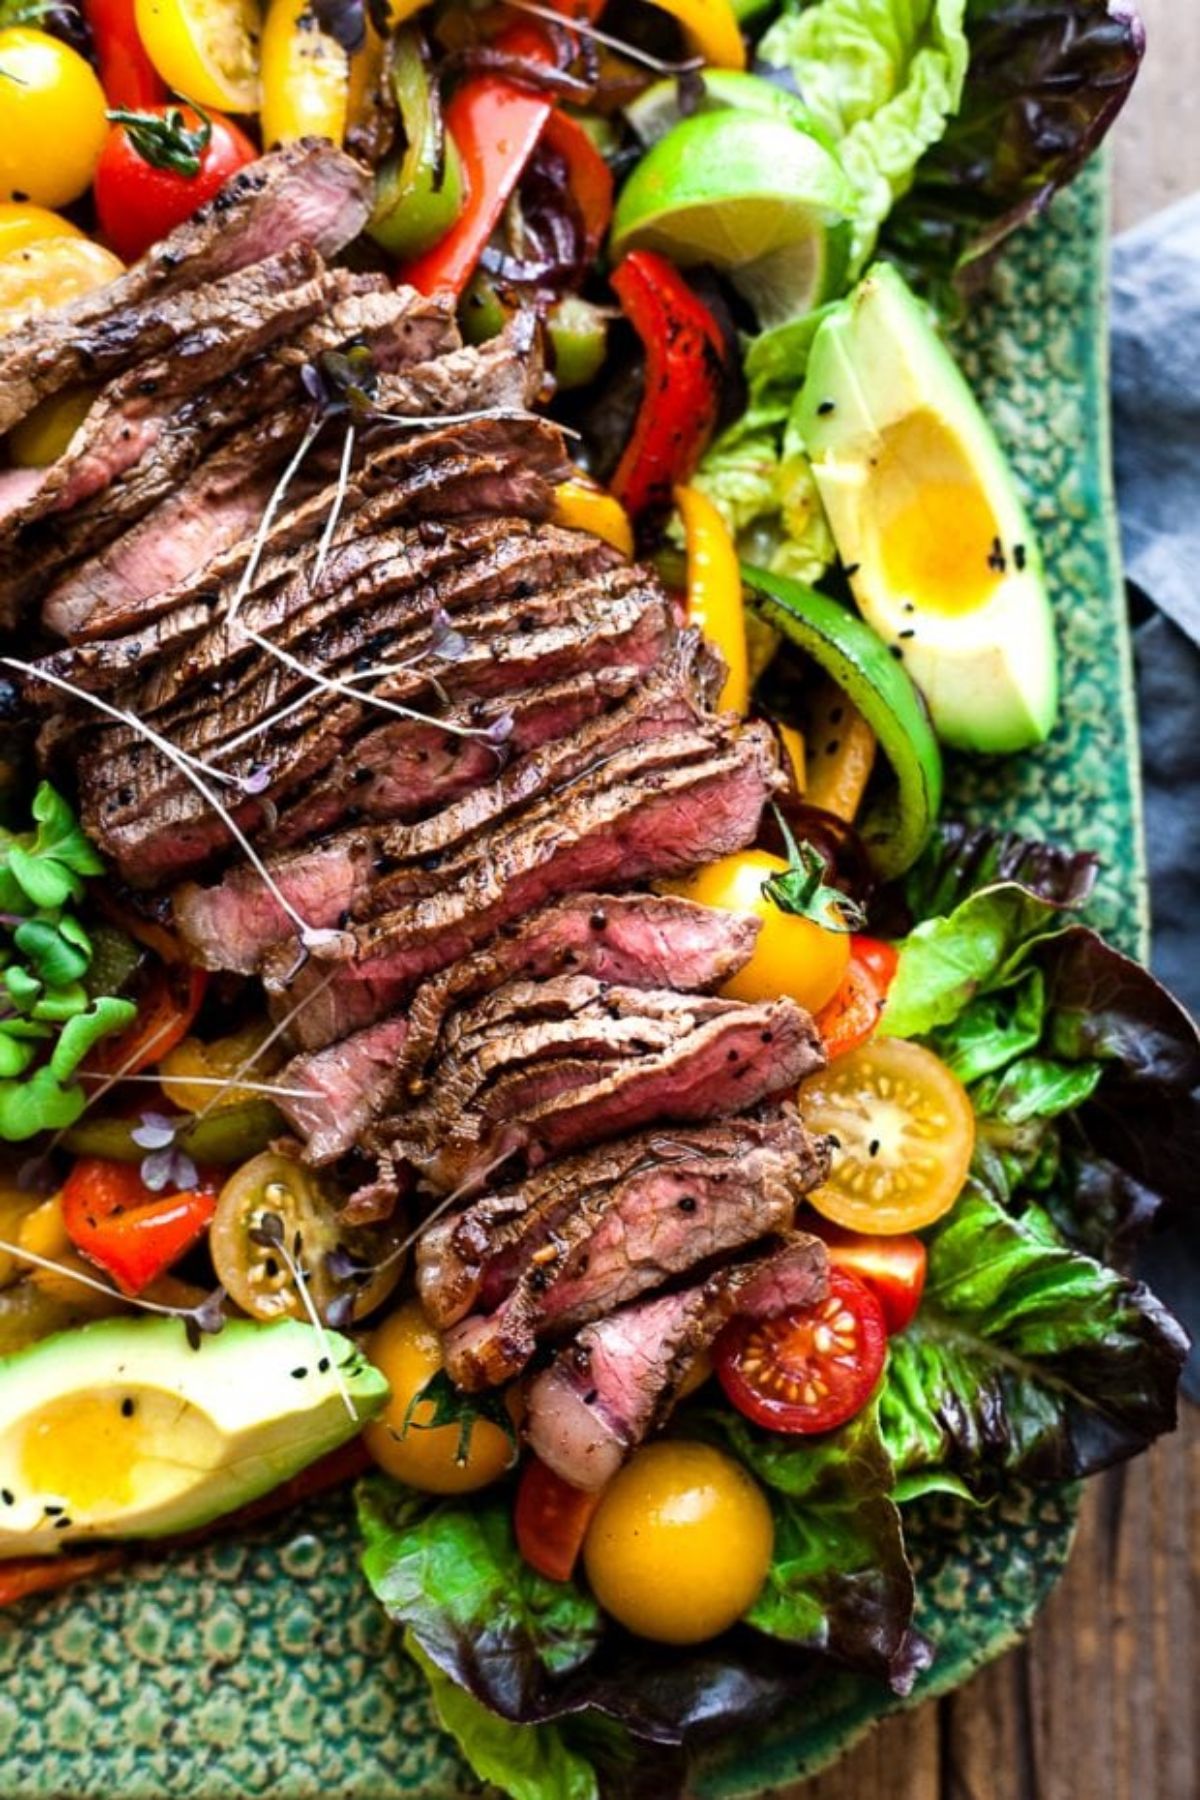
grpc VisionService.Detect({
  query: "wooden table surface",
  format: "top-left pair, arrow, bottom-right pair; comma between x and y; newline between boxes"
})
773,5 -> 1200,1797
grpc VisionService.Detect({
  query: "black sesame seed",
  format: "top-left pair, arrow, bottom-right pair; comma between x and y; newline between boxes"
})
1,1489 -> 13,1506
868,1139 -> 881,1157
121,1397 -> 135,1419
43,1503 -> 64,1516
291,1367 -> 309,1379
889,645 -> 904,660
1014,543 -> 1028,571
898,628 -> 915,640
825,739 -> 840,756
816,400 -> 836,416
54,1518 -> 72,1530
318,1357 -> 330,1373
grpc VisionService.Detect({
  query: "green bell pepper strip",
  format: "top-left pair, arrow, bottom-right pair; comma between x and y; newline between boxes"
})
742,563 -> 943,879
368,28 -> 465,261
62,1098 -> 283,1166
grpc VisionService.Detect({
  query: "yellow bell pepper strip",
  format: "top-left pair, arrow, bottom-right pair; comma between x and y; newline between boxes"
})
743,563 -> 942,878
777,721 -> 807,794
803,676 -> 878,822
645,0 -> 746,69
7,386 -> 96,468
260,0 -> 349,147
552,476 -> 634,556
345,14 -> 386,146
675,483 -> 749,715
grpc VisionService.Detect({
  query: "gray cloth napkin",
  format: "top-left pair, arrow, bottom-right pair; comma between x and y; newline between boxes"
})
1111,196 -> 1200,1395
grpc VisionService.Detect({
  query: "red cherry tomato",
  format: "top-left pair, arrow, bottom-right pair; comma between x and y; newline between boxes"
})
714,1268 -> 887,1434
515,1454 -> 602,1582
94,104 -> 256,263
62,1157 -> 218,1296
815,934 -> 899,1060
81,961 -> 207,1079
806,1218 -> 927,1334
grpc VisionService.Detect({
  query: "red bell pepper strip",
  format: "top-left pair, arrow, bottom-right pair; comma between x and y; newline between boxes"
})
62,1158 -> 218,1297
609,250 -> 728,518
400,0 -> 605,297
83,0 -> 166,108
540,108 -> 613,263
81,961 -> 207,1080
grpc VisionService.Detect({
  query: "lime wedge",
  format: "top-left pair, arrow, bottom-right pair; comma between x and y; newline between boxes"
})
611,110 -> 856,326
625,70 -> 835,152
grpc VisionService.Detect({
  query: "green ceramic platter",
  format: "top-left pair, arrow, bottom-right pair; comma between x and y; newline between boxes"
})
0,157 -> 1147,1799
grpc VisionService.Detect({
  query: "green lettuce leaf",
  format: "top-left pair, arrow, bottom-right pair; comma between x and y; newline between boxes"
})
883,881 -> 1067,1037
758,0 -> 970,270
694,397 -> 837,586
405,1635 -> 599,1800
879,1186 -> 1186,1494
690,1397 -> 922,1690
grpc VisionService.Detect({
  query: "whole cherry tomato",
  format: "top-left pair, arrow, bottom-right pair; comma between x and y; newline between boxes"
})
94,103 -> 256,262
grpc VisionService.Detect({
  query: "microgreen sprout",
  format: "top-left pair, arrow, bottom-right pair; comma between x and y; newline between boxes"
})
4,660 -> 346,957
0,1237 -> 226,1345
246,1211 -> 358,1420
130,1111 -> 199,1192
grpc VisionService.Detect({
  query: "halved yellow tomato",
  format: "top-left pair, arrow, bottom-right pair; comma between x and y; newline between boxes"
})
0,238 -> 124,337
666,849 -> 851,1014
0,203 -> 84,257
0,29 -> 108,209
134,0 -> 262,113
797,1037 -> 975,1233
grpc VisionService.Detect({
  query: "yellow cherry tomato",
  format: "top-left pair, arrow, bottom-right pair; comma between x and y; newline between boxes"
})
798,1037 -> 976,1233
363,1300 -> 516,1495
134,0 -> 262,113
0,29 -> 108,209
159,1020 -> 283,1113
0,202 -> 84,257
17,1194 -> 127,1315
666,849 -> 851,1013
583,1441 -> 773,1644
646,0 -> 745,68
0,237 -> 124,336
260,0 -> 349,147
7,385 -> 96,467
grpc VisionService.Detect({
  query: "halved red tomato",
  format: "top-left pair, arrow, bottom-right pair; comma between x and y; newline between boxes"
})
81,961 -> 208,1079
815,934 -> 898,1060
806,1218 -> 926,1334
515,1455 -> 602,1582
714,1268 -> 887,1434
62,1157 -> 218,1296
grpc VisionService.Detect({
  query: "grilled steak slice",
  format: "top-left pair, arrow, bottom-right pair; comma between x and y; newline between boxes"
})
433,1110 -> 828,1387
386,992 -> 824,1195
0,142 -> 371,436
402,891 -> 759,1078
38,284 -> 459,642
274,892 -> 760,1163
268,723 -> 782,1049
173,648 -> 705,970
524,1233 -> 829,1490
277,1016 -> 411,1165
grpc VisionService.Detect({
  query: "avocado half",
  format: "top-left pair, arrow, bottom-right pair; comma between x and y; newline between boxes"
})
796,262 -> 1059,755
0,1315 -> 388,1556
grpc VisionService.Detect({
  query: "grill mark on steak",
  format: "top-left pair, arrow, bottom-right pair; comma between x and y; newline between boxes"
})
169,651 -> 708,970
0,142 -> 371,439
385,992 -> 825,1196
523,1232 -> 829,1491
265,724 -> 782,1049
274,892 -> 761,1163
438,1109 -> 829,1389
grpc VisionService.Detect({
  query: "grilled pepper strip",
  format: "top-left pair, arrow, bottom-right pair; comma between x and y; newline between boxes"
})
610,250 -> 727,518
552,476 -> 634,555
369,27 -> 465,259
743,563 -> 943,878
540,106 -> 613,261
260,0 -> 350,146
675,482 -> 748,714
646,0 -> 746,67
84,0 -> 166,107
61,1158 -> 217,1296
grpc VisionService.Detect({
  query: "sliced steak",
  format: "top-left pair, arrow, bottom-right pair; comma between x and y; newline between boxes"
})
275,892 -> 760,1163
434,1110 -> 828,1388
278,1016 -> 411,1165
524,1233 -> 829,1490
269,723 -> 782,1049
0,142 -> 371,437
386,992 -> 824,1195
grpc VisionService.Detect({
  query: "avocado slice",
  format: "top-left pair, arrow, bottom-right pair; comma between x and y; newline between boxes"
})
796,263 -> 1058,754
0,1315 -> 388,1556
